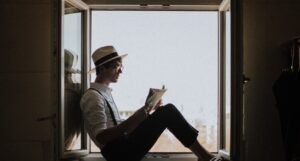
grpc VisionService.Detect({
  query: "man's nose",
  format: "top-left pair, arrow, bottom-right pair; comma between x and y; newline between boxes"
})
118,68 -> 123,73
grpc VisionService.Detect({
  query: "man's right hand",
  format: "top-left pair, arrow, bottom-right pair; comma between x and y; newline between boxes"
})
96,105 -> 150,144
141,105 -> 151,116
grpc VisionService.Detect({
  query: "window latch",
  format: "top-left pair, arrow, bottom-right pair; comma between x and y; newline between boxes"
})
243,75 -> 251,84
37,113 -> 57,128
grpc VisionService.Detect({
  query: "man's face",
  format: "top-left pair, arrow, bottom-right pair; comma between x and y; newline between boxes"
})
103,60 -> 123,83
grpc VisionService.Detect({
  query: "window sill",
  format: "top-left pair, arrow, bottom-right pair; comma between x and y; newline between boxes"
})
80,153 -> 197,161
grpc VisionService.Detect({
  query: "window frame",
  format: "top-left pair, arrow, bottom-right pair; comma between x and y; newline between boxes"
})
229,0 -> 245,160
89,6 -> 220,155
218,0 -> 231,159
58,0 -> 91,159
56,1 -> 245,160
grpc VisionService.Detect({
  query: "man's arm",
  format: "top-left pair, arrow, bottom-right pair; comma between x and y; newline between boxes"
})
96,106 -> 148,145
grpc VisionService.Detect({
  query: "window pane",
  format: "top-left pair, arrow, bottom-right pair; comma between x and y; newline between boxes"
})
91,11 -> 218,152
63,10 -> 82,151
224,10 -> 231,152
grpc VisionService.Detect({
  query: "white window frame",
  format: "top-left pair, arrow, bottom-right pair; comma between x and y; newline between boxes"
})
89,9 -> 220,154
89,5 -> 219,155
218,0 -> 231,159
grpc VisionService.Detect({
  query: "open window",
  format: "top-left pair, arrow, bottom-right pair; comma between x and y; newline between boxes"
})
218,0 -> 231,159
90,9 -> 219,153
58,0 -> 90,159
57,0 -> 244,160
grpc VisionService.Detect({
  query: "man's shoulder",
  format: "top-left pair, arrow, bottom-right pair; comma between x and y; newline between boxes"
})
82,89 -> 101,98
80,89 -> 106,109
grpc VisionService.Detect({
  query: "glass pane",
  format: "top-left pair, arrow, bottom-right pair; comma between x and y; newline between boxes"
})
91,11 -> 218,152
224,9 -> 231,152
63,2 -> 82,151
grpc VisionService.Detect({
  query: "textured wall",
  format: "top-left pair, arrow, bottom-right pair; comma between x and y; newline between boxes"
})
0,0 -> 54,161
1,0 -> 300,161
243,0 -> 300,161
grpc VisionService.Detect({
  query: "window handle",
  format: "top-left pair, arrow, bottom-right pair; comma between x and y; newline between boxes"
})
243,75 -> 250,84
37,113 -> 57,128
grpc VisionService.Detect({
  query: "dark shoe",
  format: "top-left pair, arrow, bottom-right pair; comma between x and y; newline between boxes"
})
210,155 -> 230,161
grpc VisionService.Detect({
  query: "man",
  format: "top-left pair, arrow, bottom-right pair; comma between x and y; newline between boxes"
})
80,45 -> 227,161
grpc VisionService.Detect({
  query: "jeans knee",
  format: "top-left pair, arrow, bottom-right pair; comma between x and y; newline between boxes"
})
164,103 -> 177,111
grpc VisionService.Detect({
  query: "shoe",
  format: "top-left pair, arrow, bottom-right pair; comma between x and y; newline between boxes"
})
209,154 -> 230,161
210,156 -> 222,161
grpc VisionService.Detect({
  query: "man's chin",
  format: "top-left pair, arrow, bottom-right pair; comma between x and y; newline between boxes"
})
112,79 -> 118,83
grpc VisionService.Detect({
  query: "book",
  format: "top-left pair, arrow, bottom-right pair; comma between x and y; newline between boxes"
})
145,85 -> 167,112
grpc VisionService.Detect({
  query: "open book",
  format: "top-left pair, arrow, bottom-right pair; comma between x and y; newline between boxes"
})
145,85 -> 167,112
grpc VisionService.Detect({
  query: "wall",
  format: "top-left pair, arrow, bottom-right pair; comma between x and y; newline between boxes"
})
1,0 -> 300,161
0,0 -> 54,161
243,0 -> 300,161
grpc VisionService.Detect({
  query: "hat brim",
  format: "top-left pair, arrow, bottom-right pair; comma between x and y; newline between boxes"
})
87,53 -> 128,74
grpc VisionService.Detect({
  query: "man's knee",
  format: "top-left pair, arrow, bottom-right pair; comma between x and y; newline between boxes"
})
164,103 -> 177,111
155,103 -> 178,115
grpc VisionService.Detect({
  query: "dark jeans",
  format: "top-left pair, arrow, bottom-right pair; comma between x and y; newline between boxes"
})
101,104 -> 199,161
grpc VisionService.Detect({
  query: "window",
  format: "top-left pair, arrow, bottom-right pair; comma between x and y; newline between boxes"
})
58,1 -> 242,160
90,11 -> 219,153
224,9 -> 231,152
59,0 -> 90,158
218,0 -> 231,157
64,8 -> 82,152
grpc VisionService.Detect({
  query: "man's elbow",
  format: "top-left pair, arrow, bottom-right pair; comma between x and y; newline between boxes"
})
96,130 -> 110,145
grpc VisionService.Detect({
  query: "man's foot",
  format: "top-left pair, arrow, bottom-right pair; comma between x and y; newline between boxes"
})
197,153 -> 215,161
197,154 -> 230,161
209,155 -> 230,161
197,153 -> 219,161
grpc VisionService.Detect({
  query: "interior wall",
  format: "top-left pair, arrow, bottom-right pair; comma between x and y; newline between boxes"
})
1,0 -> 300,161
0,0 -> 54,161
243,0 -> 300,161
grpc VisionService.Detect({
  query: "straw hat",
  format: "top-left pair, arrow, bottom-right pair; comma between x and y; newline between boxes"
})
89,45 -> 127,74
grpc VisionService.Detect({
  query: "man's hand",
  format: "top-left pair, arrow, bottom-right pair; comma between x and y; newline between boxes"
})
153,99 -> 163,111
141,105 -> 151,116
146,99 -> 163,112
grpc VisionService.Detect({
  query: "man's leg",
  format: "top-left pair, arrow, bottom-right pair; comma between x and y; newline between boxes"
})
101,105 -> 170,161
100,109 -> 167,161
103,103 -> 214,161
189,141 -> 214,161
126,103 -> 200,160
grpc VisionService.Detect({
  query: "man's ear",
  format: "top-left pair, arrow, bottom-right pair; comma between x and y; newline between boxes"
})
96,66 -> 106,75
98,66 -> 106,72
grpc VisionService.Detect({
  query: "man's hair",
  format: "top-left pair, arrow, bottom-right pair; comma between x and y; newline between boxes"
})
95,58 -> 122,75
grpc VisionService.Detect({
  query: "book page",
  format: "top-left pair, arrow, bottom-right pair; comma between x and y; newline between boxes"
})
145,86 -> 167,111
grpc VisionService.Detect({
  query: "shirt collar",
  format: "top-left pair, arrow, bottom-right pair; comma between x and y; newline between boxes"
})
90,83 -> 112,94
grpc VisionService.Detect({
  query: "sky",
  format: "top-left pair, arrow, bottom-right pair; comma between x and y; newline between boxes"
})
91,11 -> 218,126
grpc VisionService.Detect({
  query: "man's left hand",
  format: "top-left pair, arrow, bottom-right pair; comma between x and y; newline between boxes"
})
153,99 -> 163,111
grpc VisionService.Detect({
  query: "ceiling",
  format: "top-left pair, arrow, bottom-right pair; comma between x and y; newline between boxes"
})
83,0 -> 223,6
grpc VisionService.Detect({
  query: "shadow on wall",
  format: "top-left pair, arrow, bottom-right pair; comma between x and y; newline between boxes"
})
273,38 -> 300,161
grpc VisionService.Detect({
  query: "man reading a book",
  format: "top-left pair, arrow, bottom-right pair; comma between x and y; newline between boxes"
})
80,45 -> 228,161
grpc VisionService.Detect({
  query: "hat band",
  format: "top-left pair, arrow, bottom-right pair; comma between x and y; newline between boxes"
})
94,52 -> 118,66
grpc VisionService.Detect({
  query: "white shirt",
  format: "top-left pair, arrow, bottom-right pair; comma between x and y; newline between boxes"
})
80,83 -> 122,148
